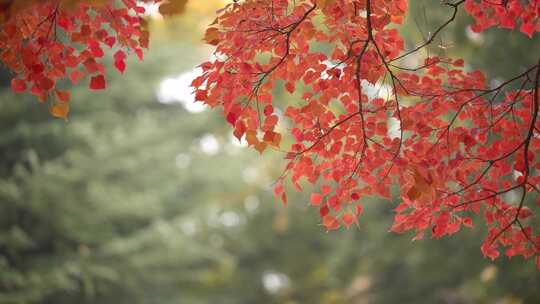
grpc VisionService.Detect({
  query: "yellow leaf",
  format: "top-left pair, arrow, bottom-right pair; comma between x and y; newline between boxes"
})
159,0 -> 189,16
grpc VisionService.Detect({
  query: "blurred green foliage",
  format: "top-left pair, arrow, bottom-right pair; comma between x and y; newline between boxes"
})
1,3 -> 540,304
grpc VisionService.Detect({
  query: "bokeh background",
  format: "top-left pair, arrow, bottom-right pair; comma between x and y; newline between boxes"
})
1,1 -> 540,303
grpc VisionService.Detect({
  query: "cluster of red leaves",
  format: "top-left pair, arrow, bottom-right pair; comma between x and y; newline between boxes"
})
192,0 -> 540,268
465,0 -> 540,37
0,0 -> 157,119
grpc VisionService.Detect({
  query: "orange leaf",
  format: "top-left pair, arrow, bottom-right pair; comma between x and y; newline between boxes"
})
50,103 -> 70,121
406,185 -> 421,201
322,215 -> 340,231
203,27 -> 220,46
341,212 -> 355,228
254,142 -> 267,154
245,130 -> 258,146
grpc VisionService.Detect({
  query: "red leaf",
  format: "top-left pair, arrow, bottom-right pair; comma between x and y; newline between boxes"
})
11,79 -> 26,93
55,90 -> 71,103
321,185 -> 332,195
38,77 -> 55,91
462,217 -> 473,228
226,112 -> 238,125
319,205 -> 329,217
195,90 -> 207,101
310,193 -> 323,206
114,50 -> 127,61
114,60 -> 126,74
89,42 -> 104,57
518,207 -> 533,220
104,37 -> 116,48
520,22 -> 535,38
263,105 -> 273,116
285,82 -> 295,94
89,75 -> 106,90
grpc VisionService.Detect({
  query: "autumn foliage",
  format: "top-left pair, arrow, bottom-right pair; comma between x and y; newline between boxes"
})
2,0 -> 540,269
0,0 -> 187,119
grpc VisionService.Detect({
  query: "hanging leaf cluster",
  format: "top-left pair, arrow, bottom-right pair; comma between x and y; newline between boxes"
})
190,0 -> 540,269
0,0 -> 188,119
